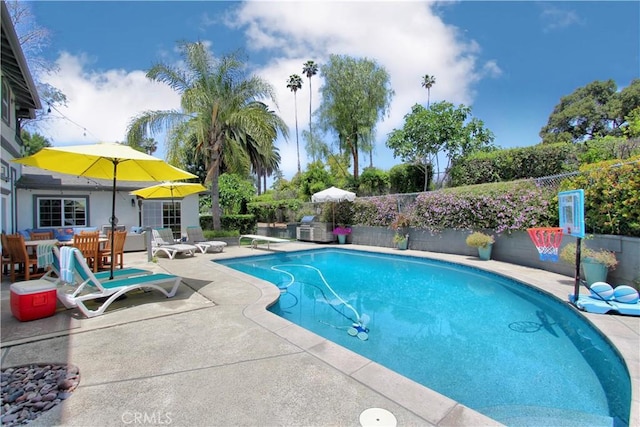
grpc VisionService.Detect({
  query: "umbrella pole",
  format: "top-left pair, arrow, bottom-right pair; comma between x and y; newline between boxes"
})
109,162 -> 117,281
171,187 -> 175,241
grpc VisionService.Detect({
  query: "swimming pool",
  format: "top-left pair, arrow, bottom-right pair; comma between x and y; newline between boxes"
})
217,248 -> 631,426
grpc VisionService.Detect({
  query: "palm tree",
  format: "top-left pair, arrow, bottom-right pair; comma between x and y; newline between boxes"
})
127,41 -> 287,230
302,60 -> 319,145
287,74 -> 303,173
242,102 -> 284,194
421,74 -> 436,108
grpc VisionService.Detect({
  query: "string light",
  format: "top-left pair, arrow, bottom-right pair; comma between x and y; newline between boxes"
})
46,103 -> 98,139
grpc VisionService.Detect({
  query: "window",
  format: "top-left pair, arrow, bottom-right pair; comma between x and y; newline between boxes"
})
37,197 -> 87,227
1,79 -> 10,124
141,200 -> 182,239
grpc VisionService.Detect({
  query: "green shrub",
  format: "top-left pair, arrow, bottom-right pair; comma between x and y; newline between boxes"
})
202,229 -> 239,238
576,137 -> 640,163
320,200 -> 355,226
247,198 -> 303,223
450,143 -> 578,186
199,214 -> 256,234
559,156 -> 640,236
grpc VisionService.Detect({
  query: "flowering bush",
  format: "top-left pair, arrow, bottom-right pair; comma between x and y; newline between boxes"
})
350,181 -> 555,235
333,226 -> 352,235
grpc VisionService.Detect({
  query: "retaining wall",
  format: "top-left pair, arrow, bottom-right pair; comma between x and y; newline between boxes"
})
275,224 -> 639,287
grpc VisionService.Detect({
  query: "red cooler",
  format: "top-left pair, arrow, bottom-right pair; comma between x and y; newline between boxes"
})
10,279 -> 58,321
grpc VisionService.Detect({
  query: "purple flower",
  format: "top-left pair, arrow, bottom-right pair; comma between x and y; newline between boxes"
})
333,227 -> 352,235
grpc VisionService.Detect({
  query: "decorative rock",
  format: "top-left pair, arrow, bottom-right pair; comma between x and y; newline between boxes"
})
57,378 -> 75,390
57,391 -> 73,400
6,391 -> 22,403
41,392 -> 57,402
1,364 -> 80,426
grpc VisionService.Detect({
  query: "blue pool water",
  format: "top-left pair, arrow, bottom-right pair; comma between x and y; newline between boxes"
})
216,249 -> 631,426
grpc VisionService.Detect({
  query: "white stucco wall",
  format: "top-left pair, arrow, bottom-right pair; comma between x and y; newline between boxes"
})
15,188 -> 200,233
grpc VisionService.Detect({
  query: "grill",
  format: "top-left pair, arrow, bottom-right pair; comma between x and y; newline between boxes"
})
296,216 -> 334,243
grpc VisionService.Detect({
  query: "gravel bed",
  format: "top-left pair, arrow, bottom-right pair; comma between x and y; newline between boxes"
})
1,364 -> 80,426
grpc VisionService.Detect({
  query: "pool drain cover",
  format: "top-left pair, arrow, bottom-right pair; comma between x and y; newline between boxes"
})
359,408 -> 397,427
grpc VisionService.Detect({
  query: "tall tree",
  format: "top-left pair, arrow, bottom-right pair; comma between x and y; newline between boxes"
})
287,74 -> 303,173
386,102 -> 495,189
421,74 -> 436,108
127,42 -> 287,230
318,54 -> 394,181
540,79 -> 640,143
302,60 -> 319,145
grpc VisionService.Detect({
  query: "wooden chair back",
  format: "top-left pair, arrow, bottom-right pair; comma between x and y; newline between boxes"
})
1,233 -> 12,277
5,233 -> 42,282
100,230 -> 127,269
73,231 -> 100,272
30,230 -> 54,240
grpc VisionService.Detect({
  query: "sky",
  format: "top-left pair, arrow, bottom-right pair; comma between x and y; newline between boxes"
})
20,0 -> 640,182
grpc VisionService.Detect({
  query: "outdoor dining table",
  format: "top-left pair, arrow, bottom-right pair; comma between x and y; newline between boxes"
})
23,239 -> 59,248
23,238 -> 108,247
23,237 -> 109,255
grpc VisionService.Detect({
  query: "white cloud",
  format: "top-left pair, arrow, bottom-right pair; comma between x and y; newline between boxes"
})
39,52 -> 180,155
231,1 -> 486,177
38,1 -> 492,180
539,6 -> 582,33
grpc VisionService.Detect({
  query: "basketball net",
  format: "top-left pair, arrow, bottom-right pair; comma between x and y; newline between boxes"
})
527,228 -> 564,262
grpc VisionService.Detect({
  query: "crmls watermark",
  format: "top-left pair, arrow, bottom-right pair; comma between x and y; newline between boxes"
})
121,411 -> 173,425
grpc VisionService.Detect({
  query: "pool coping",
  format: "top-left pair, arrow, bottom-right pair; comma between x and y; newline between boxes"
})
218,243 -> 639,427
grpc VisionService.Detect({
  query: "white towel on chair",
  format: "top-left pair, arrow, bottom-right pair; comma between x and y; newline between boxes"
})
37,243 -> 54,268
60,246 -> 76,283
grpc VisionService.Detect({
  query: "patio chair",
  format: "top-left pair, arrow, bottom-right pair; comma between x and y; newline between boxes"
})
5,233 -> 46,282
99,230 -> 127,269
151,228 -> 197,260
73,231 -> 100,272
30,230 -> 54,240
186,226 -> 227,253
2,233 -> 13,277
55,246 -> 182,318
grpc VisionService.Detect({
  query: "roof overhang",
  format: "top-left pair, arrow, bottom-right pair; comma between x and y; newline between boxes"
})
1,1 -> 42,119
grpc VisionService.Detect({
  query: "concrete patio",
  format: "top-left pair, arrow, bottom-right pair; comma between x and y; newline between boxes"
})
1,242 -> 638,426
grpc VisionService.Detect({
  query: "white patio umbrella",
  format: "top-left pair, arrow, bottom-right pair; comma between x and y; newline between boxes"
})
13,142 -> 197,280
311,186 -> 356,203
311,186 -> 356,229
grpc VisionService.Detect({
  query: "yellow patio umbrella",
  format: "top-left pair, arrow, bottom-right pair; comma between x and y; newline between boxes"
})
131,182 -> 207,239
130,182 -> 207,200
13,142 -> 197,280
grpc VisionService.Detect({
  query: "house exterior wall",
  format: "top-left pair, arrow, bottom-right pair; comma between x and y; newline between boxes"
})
0,96 -> 22,234
179,196 -> 199,235
1,1 -> 41,234
15,187 -> 200,235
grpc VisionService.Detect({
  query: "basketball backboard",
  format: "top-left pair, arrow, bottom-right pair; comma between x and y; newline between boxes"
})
558,189 -> 585,238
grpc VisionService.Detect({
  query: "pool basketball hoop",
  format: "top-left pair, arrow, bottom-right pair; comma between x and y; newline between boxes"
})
527,227 -> 564,262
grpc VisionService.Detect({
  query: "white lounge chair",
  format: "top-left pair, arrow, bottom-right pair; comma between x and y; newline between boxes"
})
186,226 -> 227,253
151,228 -> 197,259
55,246 -> 182,318
239,234 -> 290,250
45,244 -> 152,283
